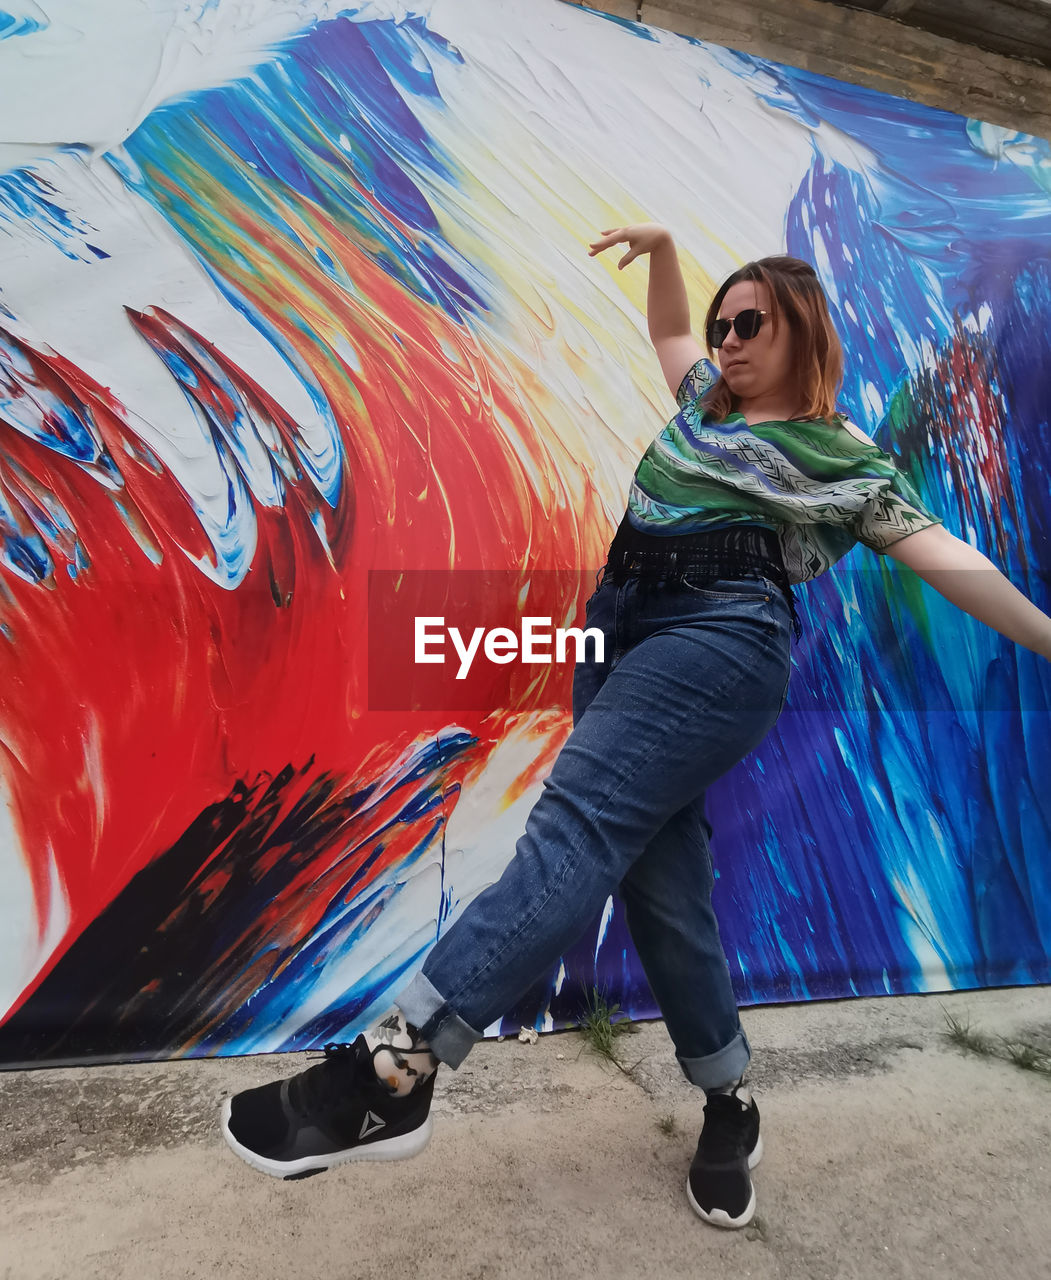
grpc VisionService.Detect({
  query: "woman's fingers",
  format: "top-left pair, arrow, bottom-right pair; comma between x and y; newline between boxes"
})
588,227 -> 627,255
589,223 -> 665,264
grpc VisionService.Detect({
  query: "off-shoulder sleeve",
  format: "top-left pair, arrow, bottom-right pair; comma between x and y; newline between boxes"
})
675,357 -> 719,408
852,451 -> 944,552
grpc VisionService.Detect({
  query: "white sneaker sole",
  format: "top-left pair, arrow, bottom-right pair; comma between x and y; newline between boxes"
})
220,1097 -> 434,1179
685,1132 -> 764,1230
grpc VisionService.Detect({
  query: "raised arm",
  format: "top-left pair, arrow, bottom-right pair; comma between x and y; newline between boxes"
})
588,223 -> 705,397
886,524 -> 1051,660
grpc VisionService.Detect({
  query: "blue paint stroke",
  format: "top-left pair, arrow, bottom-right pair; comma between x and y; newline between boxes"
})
0,6 -> 47,40
0,167 -> 110,262
116,14 -> 487,325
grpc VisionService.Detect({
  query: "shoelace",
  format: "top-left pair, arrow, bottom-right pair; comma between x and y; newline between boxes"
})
288,1042 -> 361,1117
698,1091 -> 753,1164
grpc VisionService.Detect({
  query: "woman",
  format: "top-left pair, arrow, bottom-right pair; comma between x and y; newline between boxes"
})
221,225 -> 1051,1228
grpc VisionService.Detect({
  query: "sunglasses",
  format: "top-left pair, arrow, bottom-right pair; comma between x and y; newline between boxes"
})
707,309 -> 769,349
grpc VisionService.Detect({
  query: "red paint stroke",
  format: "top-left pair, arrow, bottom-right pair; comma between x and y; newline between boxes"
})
0,203 -> 607,1027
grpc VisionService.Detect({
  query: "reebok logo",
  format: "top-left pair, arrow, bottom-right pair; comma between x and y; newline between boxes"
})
359,1110 -> 386,1140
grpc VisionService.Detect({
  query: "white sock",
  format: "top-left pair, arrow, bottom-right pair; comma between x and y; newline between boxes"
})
364,1009 -> 439,1097
706,1078 -> 752,1104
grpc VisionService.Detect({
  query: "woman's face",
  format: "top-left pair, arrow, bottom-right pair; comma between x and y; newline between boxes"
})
714,281 -> 796,411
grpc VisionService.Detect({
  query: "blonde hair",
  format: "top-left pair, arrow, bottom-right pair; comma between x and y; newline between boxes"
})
701,256 -> 844,422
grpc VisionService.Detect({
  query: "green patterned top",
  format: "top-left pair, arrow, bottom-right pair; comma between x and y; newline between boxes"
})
625,358 -> 944,584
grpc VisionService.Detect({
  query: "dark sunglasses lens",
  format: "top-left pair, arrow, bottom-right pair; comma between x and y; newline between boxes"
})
734,309 -> 763,340
709,319 -> 731,348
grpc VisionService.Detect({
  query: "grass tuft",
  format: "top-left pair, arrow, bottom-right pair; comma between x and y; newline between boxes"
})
942,1010 -> 991,1054
941,1008 -> 1051,1078
577,986 -> 640,1077
657,1112 -> 678,1137
1001,1038 -> 1051,1074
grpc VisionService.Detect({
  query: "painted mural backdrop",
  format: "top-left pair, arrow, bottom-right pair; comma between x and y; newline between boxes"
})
1,0 -> 1048,1067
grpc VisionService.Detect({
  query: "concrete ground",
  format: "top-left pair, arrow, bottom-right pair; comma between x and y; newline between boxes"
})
1,985 -> 1049,1280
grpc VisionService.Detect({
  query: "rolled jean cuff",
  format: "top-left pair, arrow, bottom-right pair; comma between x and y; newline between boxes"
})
677,1028 -> 751,1091
395,971 -> 481,1070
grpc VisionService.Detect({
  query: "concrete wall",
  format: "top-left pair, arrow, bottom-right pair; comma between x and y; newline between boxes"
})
560,0 -> 1051,137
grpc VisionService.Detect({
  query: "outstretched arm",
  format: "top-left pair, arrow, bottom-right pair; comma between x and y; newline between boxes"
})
588,224 -> 704,397
886,524 -> 1051,660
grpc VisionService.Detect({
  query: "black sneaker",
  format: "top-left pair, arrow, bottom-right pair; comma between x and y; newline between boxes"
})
685,1087 -> 762,1229
220,1035 -> 435,1179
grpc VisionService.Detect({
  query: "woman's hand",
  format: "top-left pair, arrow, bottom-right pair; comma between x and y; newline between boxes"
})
588,223 -> 672,269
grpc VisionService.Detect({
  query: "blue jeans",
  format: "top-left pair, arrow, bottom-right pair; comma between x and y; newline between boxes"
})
396,572 -> 793,1089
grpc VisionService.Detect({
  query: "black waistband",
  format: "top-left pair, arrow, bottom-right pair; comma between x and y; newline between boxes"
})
602,516 -> 802,641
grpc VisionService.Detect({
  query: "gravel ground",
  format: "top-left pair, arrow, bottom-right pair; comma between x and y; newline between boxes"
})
2,985 -> 1049,1280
